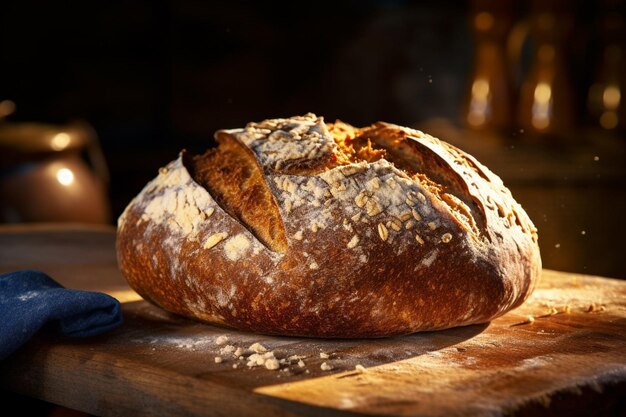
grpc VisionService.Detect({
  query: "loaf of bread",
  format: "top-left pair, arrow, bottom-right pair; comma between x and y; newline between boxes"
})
116,114 -> 541,337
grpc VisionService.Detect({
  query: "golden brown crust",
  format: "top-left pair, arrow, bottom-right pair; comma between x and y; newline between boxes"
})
116,114 -> 541,338
188,135 -> 288,253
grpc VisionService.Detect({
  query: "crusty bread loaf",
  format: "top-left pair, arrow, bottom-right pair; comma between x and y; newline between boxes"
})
116,114 -> 541,337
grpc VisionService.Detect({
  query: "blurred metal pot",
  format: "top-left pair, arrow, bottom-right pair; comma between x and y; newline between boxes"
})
0,119 -> 110,224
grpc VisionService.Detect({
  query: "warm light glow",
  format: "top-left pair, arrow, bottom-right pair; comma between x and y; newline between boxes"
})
600,111 -> 618,129
51,132 -> 71,151
603,85 -> 621,110
532,82 -> 552,130
467,111 -> 486,127
106,289 -> 142,303
475,12 -> 494,31
472,78 -> 490,99
467,78 -> 490,127
534,83 -> 552,103
56,168 -> 74,186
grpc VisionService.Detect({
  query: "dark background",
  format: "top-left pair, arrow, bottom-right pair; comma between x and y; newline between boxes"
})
1,0 -> 475,208
1,0 -> 625,278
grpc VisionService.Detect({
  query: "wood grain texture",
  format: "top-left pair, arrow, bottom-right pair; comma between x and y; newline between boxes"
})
0,226 -> 625,417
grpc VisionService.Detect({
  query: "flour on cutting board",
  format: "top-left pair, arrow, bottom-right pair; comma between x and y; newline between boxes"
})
129,331 -> 342,373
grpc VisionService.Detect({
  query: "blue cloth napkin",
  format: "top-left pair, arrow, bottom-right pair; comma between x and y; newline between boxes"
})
0,269 -> 123,360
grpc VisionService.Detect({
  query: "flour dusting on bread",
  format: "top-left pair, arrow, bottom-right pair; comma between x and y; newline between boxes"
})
116,114 -> 541,338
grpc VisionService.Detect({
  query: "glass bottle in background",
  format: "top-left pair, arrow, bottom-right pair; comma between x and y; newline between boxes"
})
517,2 -> 575,138
587,6 -> 626,132
463,1 -> 514,132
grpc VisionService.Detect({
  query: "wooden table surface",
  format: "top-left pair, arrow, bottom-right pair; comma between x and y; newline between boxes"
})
0,225 -> 625,417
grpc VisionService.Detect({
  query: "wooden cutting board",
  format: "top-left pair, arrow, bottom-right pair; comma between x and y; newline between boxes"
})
0,225 -> 625,417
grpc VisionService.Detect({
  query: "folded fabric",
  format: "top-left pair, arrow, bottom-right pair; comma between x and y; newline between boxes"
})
0,269 -> 123,360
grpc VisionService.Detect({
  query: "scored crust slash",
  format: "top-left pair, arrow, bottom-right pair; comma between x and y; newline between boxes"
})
116,113 -> 541,338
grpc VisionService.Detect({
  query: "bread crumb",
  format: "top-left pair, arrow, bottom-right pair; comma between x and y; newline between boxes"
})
526,315 -> 535,324
247,350 -> 281,370
587,303 -> 606,313
233,347 -> 244,357
355,364 -> 366,373
220,345 -> 236,355
214,357 -> 223,363
347,235 -> 360,249
249,342 -> 267,353
305,369 -> 310,374
537,306 -> 560,318
309,261 -> 319,270
320,352 -> 329,359
293,230 -> 303,240
298,360 -> 305,368
428,222 -> 437,230
215,335 -> 229,345
265,358 -> 280,370
247,353 -> 267,367
232,363 -> 238,369
321,362 -> 333,371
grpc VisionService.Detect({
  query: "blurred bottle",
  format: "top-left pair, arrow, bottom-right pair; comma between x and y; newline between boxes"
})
516,1 -> 575,138
463,0 -> 514,131
587,2 -> 626,132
